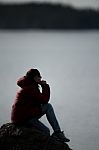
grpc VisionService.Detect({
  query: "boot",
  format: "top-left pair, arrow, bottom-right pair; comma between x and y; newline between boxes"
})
52,131 -> 70,142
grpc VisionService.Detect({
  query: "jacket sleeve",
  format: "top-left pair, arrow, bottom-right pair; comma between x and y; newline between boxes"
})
32,84 -> 50,104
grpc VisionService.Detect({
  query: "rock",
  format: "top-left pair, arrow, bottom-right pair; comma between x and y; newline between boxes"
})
0,123 -> 72,150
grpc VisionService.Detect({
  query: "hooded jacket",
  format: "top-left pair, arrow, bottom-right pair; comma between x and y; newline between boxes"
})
11,76 -> 50,124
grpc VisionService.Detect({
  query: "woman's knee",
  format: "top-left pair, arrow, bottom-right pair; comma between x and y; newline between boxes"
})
41,103 -> 53,114
46,103 -> 53,109
45,103 -> 53,110
48,103 -> 53,110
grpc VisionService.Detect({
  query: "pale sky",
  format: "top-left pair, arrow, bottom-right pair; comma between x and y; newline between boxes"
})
0,0 -> 99,9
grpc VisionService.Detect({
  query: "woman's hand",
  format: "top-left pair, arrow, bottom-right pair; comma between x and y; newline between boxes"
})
39,80 -> 47,85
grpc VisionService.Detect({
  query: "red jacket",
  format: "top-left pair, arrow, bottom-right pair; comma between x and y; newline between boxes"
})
11,76 -> 50,124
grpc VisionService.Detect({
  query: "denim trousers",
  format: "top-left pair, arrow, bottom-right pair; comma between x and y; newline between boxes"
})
26,103 -> 61,134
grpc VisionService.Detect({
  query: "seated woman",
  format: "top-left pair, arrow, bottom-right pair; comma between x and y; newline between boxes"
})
11,68 -> 70,142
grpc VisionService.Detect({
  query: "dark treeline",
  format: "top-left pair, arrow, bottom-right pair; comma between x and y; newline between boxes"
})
0,2 -> 99,30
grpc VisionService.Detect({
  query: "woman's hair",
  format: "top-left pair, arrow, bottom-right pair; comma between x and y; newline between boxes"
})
26,69 -> 41,82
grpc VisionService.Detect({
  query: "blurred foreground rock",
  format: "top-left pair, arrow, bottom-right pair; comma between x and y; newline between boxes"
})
0,123 -> 72,150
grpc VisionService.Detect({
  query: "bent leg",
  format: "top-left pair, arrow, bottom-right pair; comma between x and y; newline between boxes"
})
41,103 -> 61,132
41,103 -> 70,142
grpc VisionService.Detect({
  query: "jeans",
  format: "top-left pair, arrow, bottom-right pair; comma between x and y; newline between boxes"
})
26,103 -> 61,134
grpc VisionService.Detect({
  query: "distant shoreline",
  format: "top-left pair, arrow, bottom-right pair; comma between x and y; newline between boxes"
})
0,2 -> 99,30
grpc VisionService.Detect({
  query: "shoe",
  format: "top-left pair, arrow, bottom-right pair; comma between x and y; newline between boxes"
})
52,131 -> 70,142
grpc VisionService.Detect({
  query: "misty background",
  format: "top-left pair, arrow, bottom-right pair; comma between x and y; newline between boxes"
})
0,30 -> 99,150
0,0 -> 99,150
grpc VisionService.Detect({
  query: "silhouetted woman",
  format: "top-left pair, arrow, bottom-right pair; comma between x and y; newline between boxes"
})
11,68 -> 70,142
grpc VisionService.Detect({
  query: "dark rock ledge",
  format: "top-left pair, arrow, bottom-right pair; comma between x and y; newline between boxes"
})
0,123 -> 72,150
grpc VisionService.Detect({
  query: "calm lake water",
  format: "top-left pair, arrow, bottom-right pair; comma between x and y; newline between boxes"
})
0,30 -> 99,150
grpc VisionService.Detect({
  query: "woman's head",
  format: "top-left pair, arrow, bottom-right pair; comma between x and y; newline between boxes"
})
26,69 -> 42,84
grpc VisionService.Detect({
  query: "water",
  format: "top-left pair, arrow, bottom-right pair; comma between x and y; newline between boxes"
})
0,30 -> 99,150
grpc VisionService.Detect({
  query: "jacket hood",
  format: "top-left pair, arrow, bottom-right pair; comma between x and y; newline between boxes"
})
17,76 -> 31,88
